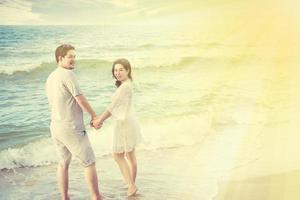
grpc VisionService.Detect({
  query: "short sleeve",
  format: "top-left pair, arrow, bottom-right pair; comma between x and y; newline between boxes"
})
63,71 -> 82,97
107,84 -> 132,120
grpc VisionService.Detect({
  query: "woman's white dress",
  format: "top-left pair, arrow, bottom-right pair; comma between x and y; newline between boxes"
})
107,80 -> 142,153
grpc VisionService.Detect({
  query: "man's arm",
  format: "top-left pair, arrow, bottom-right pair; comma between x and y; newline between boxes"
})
75,94 -> 97,118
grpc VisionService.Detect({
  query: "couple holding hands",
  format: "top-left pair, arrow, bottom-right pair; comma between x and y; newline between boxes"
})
46,44 -> 142,200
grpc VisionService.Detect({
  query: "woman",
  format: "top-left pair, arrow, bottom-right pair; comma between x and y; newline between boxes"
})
93,58 -> 142,197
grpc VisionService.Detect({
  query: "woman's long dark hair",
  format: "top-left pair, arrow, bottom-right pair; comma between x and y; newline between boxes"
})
112,58 -> 133,87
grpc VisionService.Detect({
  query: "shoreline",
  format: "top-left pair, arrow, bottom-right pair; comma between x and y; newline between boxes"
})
0,139 -> 228,200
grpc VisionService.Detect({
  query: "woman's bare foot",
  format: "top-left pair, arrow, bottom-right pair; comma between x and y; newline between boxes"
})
127,185 -> 137,196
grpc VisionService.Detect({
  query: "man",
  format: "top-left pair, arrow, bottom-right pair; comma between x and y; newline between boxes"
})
46,44 -> 102,200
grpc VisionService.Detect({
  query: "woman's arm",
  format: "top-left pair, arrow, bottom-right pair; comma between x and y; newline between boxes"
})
92,110 -> 112,129
93,83 -> 132,129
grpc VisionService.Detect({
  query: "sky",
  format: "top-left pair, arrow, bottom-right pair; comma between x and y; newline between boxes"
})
0,0 -> 299,28
0,0 -> 243,25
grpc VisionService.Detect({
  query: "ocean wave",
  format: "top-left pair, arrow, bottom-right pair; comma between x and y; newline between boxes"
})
0,62 -> 54,76
99,43 -> 202,51
0,113 -> 213,170
130,56 -> 200,70
0,59 -> 113,76
0,137 -> 56,170
0,56 -> 201,77
136,43 -> 200,49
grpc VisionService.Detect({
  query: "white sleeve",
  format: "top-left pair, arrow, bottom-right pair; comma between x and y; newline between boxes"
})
107,84 -> 132,120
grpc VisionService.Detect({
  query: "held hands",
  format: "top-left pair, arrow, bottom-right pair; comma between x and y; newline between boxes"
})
90,116 -> 103,130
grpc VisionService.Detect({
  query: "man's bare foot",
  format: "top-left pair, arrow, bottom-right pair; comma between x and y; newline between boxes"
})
127,185 -> 137,196
62,195 -> 70,200
92,193 -> 104,200
99,193 -> 105,200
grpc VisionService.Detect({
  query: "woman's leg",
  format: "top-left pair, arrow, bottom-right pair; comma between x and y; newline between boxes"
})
113,152 -> 134,186
114,152 -> 137,196
126,149 -> 137,183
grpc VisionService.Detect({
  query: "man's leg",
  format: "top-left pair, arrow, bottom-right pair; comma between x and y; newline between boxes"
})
84,163 -> 102,200
53,137 -> 72,200
57,163 -> 70,200
63,132 -> 102,199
